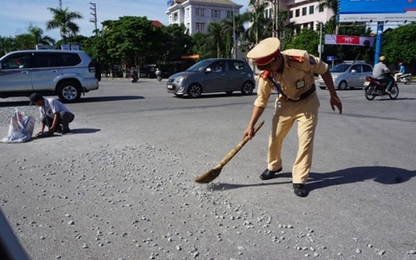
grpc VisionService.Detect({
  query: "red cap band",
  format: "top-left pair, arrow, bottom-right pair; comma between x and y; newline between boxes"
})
254,49 -> 280,66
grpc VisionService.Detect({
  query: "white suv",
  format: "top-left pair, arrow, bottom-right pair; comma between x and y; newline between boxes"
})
0,50 -> 100,102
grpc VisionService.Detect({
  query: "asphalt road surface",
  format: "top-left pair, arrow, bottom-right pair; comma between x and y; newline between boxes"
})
1,78 -> 415,260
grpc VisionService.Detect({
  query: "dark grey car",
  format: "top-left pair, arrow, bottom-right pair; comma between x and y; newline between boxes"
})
166,58 -> 255,98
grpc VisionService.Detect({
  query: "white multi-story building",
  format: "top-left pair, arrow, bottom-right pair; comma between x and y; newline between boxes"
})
166,0 -> 334,36
166,0 -> 243,35
260,0 -> 334,31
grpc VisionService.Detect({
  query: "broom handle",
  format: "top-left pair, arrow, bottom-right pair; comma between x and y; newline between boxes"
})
217,121 -> 264,167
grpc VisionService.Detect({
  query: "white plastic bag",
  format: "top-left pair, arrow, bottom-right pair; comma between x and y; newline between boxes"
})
2,109 -> 35,143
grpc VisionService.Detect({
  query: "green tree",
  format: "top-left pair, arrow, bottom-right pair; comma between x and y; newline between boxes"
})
102,16 -> 165,74
162,24 -> 194,62
192,32 -> 214,60
14,34 -> 35,50
383,23 -> 416,66
285,28 -> 319,56
46,7 -> 83,44
0,36 -> 16,56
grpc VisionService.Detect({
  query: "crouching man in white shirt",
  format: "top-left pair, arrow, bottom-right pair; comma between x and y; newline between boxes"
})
29,93 -> 75,136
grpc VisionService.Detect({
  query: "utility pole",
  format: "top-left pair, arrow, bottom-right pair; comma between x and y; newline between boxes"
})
89,2 -> 98,32
319,22 -> 323,60
270,0 -> 280,39
232,5 -> 237,59
59,0 -> 62,9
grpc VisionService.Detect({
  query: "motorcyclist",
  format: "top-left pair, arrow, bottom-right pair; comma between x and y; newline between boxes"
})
155,68 -> 162,77
394,62 -> 405,82
372,56 -> 394,94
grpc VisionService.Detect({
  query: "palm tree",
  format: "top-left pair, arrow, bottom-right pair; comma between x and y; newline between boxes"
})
27,24 -> 55,45
246,0 -> 270,46
46,7 -> 83,44
221,14 -> 247,57
206,22 -> 224,58
318,0 -> 338,33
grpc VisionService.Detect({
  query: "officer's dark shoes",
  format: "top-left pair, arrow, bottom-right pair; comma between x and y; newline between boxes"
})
293,184 -> 308,197
260,167 -> 282,180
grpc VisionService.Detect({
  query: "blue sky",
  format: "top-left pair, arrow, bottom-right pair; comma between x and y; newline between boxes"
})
0,0 -> 248,40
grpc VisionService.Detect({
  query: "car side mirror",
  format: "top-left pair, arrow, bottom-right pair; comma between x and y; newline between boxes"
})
205,67 -> 212,73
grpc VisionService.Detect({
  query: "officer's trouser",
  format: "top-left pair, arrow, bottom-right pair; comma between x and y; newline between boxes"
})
267,92 -> 320,184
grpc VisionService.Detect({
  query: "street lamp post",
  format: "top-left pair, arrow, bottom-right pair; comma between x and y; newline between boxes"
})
90,2 -> 98,33
317,21 -> 323,61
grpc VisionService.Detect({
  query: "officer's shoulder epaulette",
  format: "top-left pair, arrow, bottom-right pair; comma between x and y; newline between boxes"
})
282,49 -> 308,63
260,70 -> 271,80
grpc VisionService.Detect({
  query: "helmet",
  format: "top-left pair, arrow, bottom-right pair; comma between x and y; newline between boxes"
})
379,56 -> 386,61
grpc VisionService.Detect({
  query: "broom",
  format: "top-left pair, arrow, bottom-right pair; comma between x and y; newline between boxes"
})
194,121 -> 265,183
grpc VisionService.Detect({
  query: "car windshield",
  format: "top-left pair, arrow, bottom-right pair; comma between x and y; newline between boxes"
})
186,60 -> 212,72
330,64 -> 351,72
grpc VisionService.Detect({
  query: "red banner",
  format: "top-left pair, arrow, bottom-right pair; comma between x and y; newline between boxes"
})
324,35 -> 374,47
336,35 -> 360,45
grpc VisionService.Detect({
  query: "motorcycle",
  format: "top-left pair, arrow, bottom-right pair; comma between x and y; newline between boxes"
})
397,73 -> 412,85
364,75 -> 399,100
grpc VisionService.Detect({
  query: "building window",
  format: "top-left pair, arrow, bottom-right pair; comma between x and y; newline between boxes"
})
319,5 -> 324,12
227,11 -> 233,19
211,9 -> 220,18
196,22 -> 205,33
196,8 -> 205,17
173,12 -> 178,22
289,10 -> 293,18
295,9 -> 300,17
265,8 -> 272,18
302,7 -> 307,16
309,5 -> 314,15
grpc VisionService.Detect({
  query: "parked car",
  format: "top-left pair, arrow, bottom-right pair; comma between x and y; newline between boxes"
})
0,50 -> 100,103
166,58 -> 255,98
317,61 -> 373,90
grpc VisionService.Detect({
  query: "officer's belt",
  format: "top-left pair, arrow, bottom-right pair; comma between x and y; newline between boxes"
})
281,84 -> 316,102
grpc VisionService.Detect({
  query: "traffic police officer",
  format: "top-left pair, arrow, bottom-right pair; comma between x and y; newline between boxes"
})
243,37 -> 342,197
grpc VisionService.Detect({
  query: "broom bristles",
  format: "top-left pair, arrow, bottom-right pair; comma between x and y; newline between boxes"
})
194,165 -> 223,183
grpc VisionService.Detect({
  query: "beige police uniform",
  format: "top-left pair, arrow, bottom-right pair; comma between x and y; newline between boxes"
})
249,42 -> 328,184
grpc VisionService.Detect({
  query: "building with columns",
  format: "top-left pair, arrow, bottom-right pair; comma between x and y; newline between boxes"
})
166,0 -> 243,35
166,0 -> 333,35
258,0 -> 334,31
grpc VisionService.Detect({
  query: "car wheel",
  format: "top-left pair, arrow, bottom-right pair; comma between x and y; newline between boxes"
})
319,86 -> 327,90
57,81 -> 81,103
225,91 -> 233,95
241,81 -> 254,95
338,81 -> 348,90
187,84 -> 202,98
